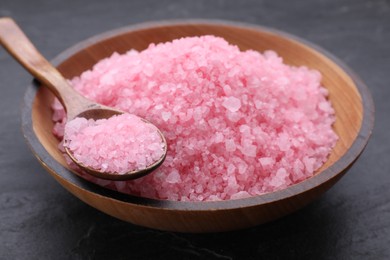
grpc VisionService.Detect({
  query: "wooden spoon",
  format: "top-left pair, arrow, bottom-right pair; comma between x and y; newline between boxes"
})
0,17 -> 167,181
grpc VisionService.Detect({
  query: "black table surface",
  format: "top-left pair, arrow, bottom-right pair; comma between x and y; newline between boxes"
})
1,0 -> 389,259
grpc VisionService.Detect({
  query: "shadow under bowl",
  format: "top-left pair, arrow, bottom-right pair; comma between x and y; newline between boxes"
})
22,20 -> 374,233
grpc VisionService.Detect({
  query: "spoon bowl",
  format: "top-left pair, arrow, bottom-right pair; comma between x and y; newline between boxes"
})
65,107 -> 167,181
0,17 -> 167,180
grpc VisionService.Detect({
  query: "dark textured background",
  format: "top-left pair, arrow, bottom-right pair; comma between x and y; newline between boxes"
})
0,0 -> 389,259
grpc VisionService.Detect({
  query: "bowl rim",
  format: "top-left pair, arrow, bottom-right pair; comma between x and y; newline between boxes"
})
21,19 -> 375,211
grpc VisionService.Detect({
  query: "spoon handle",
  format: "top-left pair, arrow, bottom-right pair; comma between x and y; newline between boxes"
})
0,17 -> 92,118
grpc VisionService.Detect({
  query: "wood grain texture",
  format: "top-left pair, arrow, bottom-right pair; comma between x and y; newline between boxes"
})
24,21 -> 373,232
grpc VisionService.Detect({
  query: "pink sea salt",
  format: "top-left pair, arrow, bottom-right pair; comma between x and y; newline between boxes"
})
63,114 -> 165,174
52,35 -> 338,201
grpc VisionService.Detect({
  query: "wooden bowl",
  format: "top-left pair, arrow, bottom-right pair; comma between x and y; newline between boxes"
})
22,20 -> 374,233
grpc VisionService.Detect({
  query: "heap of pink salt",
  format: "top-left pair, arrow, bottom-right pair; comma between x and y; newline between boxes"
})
52,35 -> 338,201
63,114 -> 165,174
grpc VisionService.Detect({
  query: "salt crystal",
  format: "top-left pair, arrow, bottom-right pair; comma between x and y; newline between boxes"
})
238,162 -> 248,174
144,63 -> 154,76
214,132 -> 224,143
277,133 -> 291,151
318,101 -> 331,112
303,156 -> 315,174
161,111 -> 171,121
223,85 -> 232,95
225,139 -> 237,152
239,124 -> 250,134
259,157 -> 274,167
195,184 -> 203,193
166,170 -> 181,184
227,164 -> 236,175
222,96 -> 241,112
241,144 -> 257,157
230,191 -> 251,200
269,168 -> 289,188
